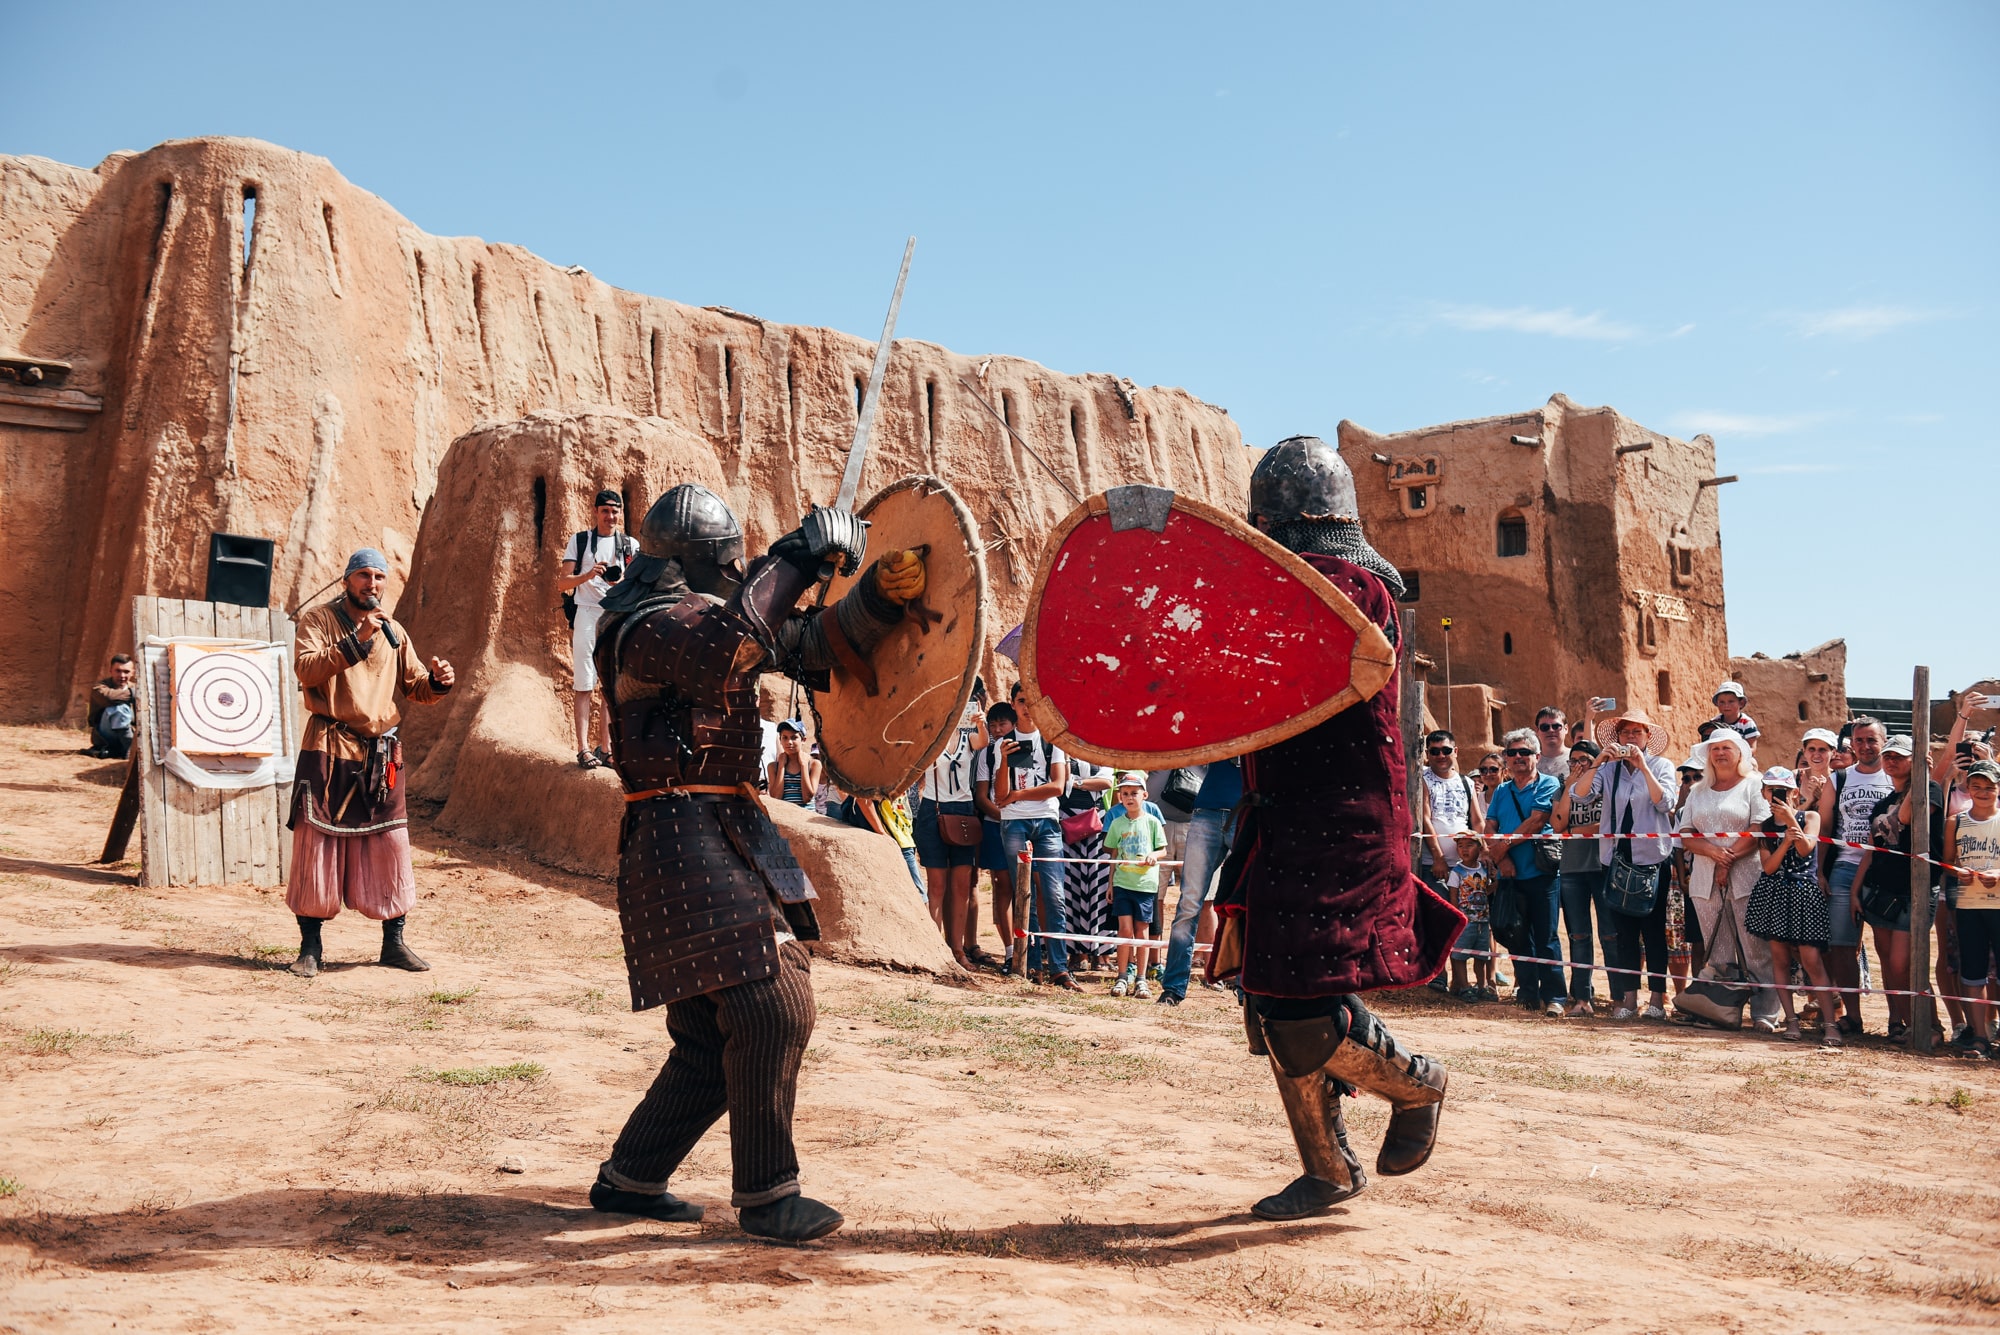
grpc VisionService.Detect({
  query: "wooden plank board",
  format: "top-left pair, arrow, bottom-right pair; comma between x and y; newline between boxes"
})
133,597 -> 171,888
245,604 -> 284,886
211,602 -> 252,885
276,608 -> 298,884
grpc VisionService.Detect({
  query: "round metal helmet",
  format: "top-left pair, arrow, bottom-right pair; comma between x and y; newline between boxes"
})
623,483 -> 746,599
1248,435 -> 1358,531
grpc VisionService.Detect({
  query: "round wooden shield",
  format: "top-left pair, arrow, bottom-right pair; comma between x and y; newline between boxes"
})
1019,487 -> 1396,769
810,475 -> 988,799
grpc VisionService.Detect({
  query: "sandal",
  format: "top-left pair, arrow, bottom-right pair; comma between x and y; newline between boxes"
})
1784,1019 -> 1803,1042
1821,1030 -> 1845,1049
1887,1020 -> 1910,1045
1836,1015 -> 1864,1037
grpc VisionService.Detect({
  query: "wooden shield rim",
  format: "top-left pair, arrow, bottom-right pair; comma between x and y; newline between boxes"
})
1018,490 -> 1397,769
809,474 -> 988,799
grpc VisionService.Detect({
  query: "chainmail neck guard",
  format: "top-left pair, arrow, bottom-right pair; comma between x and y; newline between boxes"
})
1268,519 -> 1407,601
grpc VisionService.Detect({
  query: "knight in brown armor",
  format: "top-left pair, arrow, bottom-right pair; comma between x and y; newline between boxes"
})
583,483 -> 925,1244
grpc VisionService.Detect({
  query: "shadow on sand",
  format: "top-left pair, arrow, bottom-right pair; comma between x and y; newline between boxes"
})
0,1185 -> 1356,1288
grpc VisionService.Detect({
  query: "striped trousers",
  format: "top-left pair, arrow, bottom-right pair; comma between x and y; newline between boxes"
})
601,940 -> 816,1207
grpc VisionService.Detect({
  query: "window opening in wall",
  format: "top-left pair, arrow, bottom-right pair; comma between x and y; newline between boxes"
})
1798,701 -> 1809,721
1069,405 -> 1089,489
1001,391 -> 1023,475
532,477 -> 547,549
1657,670 -> 1673,706
1398,572 -> 1421,602
854,374 -> 866,415
721,346 -> 734,403
413,252 -> 435,348
471,265 -> 491,371
1497,511 -> 1528,558
238,185 -> 259,294
928,377 -> 944,461
1641,608 -> 1659,653
647,328 -> 664,416
786,361 -> 798,427
595,315 -> 613,401
1490,707 -> 1504,745
321,202 -> 343,292
1502,631 -> 1513,655
1407,485 -> 1429,511
141,182 -> 174,310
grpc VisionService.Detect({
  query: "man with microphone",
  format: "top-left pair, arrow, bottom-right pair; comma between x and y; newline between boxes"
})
284,548 -> 454,978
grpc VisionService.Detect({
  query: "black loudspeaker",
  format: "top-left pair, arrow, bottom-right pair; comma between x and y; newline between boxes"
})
205,533 -> 276,608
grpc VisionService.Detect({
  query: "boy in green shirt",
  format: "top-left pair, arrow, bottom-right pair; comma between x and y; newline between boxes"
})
1104,771 -> 1168,998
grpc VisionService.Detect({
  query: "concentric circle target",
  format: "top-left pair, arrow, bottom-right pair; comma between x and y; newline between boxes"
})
174,651 -> 274,752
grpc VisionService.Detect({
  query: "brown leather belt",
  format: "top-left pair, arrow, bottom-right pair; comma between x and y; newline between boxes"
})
624,782 -> 766,813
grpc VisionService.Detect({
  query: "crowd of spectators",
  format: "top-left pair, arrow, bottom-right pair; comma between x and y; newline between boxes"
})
1416,684 -> 2000,1056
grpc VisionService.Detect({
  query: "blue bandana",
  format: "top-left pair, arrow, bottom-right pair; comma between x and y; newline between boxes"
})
345,548 -> 389,577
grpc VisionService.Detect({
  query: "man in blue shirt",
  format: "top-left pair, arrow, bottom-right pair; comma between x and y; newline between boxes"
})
1158,757 -> 1242,1005
1484,728 -> 1566,1015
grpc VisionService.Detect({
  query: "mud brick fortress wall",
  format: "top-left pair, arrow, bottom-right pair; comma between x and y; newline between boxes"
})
0,137 -> 1251,724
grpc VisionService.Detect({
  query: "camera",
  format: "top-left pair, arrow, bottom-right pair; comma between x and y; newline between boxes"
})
602,563 -> 624,584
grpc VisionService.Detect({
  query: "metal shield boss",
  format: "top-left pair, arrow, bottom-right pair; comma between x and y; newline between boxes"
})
1019,486 -> 1396,768
810,475 -> 989,799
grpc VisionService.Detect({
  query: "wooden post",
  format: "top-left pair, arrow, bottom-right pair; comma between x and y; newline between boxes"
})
1012,848 -> 1032,978
1909,665 -> 1936,1054
1401,610 -> 1423,860
99,753 -> 141,864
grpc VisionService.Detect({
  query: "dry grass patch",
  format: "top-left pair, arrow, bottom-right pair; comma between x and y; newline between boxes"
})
1836,1181 -> 2000,1222
12,1027 -> 134,1058
1468,1195 -> 1592,1239
1671,1235 -> 2000,1309
1019,1149 -> 1124,1190
1175,1257 -> 1488,1328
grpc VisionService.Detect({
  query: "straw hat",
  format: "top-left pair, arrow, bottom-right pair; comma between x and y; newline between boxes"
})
1594,707 -> 1669,757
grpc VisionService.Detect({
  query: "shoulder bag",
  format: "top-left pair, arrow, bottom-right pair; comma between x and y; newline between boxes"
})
1601,766 -> 1661,917
1498,781 -> 1562,876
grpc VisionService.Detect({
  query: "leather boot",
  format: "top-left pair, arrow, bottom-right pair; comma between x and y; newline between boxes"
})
379,915 -> 430,971
1252,1064 -> 1366,1220
1323,1008 -> 1447,1176
290,916 -> 324,978
589,1173 -> 704,1224
737,1194 -> 844,1244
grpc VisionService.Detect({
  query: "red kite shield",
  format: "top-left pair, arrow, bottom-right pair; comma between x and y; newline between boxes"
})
1019,487 -> 1396,769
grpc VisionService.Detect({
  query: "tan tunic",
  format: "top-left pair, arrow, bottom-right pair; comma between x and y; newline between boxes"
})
295,600 -> 446,762
290,599 -> 448,833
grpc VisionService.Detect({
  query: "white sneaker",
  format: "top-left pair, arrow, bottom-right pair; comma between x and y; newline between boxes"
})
1612,1006 -> 1637,1020
1134,979 -> 1153,999
1640,1003 -> 1666,1020
1752,1016 -> 1782,1035
1111,976 -> 1130,997
1545,1001 -> 1567,1018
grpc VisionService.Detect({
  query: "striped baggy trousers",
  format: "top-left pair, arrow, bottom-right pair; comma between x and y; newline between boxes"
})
601,940 -> 816,1207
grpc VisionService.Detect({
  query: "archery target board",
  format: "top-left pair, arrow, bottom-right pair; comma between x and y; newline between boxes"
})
169,643 -> 280,757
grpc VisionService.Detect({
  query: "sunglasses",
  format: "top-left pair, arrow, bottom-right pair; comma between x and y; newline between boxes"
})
1427,746 -> 1455,756
1537,722 -> 1565,732
1503,747 -> 1535,757
1478,766 -> 1501,775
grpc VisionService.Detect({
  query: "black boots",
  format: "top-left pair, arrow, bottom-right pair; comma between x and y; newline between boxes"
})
1253,1068 -> 1367,1220
737,1194 -> 845,1244
379,915 -> 430,972
293,915 -> 431,973
589,1173 -> 704,1224
289,916 -> 324,978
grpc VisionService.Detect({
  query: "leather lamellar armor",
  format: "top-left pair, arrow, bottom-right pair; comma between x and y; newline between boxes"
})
592,558 -> 907,1011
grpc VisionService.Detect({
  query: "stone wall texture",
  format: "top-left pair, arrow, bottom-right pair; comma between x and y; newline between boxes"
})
0,136 -> 1251,723
1338,394 -> 1731,755
1727,639 -> 1848,764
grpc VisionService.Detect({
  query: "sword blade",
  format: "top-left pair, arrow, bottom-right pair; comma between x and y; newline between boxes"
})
836,235 -> 915,511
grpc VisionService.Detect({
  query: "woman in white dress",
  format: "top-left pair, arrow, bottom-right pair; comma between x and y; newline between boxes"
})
1678,729 -> 1783,1033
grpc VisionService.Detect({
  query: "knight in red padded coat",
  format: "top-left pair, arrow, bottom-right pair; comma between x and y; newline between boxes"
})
1213,435 -> 1465,1222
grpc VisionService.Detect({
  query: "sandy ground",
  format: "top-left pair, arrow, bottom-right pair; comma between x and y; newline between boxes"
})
2,723 -> 1997,1334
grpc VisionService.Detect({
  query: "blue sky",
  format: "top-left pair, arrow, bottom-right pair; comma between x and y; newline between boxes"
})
8,2 -> 1994,696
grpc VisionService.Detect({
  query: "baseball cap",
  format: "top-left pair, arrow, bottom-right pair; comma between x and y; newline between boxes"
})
1967,759 -> 2000,785
1713,680 -> 1746,702
1678,750 -> 1707,774
1114,770 -> 1148,790
776,718 -> 805,736
1760,766 -> 1798,790
1801,727 -> 1840,749
594,488 -> 623,508
1881,735 -> 1915,757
